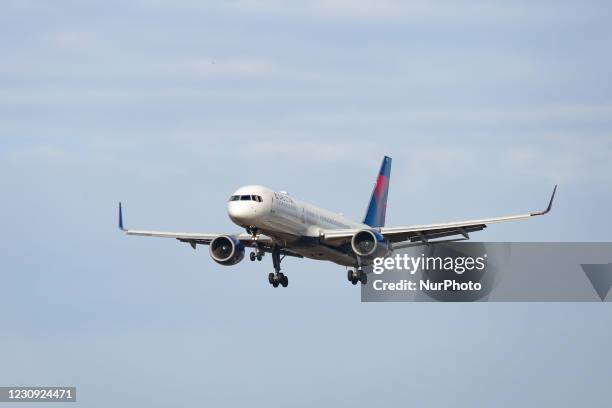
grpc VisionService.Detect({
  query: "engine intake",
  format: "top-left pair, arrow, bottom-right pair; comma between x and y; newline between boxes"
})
209,235 -> 245,266
351,229 -> 389,259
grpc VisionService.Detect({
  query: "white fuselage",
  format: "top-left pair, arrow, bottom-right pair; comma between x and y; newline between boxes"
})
227,185 -> 367,266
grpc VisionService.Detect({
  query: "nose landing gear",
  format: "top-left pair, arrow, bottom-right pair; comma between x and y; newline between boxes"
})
246,227 -> 265,262
246,226 -> 258,239
249,249 -> 264,261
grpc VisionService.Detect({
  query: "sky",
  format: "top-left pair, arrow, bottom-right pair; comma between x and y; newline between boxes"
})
1,1 -> 612,407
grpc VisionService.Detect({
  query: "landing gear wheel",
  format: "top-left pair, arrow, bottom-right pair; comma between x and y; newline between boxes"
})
257,254 -> 263,261
281,274 -> 288,287
250,252 -> 256,261
359,271 -> 367,285
268,273 -> 275,284
272,280 -> 279,288
347,269 -> 366,286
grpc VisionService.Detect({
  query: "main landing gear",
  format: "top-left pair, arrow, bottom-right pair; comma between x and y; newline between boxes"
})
347,256 -> 367,286
347,269 -> 367,286
269,272 -> 288,288
268,246 -> 288,288
245,228 -> 288,288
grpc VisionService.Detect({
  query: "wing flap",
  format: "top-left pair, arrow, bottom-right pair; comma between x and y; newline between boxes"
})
125,230 -> 219,241
320,186 -> 556,244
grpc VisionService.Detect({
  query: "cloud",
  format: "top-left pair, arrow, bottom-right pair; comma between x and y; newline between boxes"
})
44,31 -> 92,51
237,139 -> 382,162
4,144 -> 69,164
163,57 -> 276,80
0,55 -> 278,79
227,133 -> 612,185
226,0 -> 571,24
234,138 -> 474,179
506,136 -> 612,183
393,105 -> 612,127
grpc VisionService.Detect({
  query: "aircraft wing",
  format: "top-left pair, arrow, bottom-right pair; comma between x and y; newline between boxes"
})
118,203 -> 302,258
321,186 -> 556,246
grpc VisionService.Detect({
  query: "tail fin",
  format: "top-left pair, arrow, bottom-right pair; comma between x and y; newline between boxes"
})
363,156 -> 392,227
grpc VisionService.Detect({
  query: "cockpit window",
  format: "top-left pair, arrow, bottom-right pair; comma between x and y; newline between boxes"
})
229,195 -> 263,202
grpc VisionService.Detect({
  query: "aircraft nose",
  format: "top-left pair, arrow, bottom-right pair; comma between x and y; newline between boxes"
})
228,202 -> 255,226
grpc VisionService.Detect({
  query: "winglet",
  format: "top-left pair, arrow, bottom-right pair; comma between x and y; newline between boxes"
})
531,185 -> 557,216
118,202 -> 126,231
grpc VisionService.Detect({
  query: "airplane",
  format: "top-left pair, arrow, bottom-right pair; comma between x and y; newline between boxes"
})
118,156 -> 556,288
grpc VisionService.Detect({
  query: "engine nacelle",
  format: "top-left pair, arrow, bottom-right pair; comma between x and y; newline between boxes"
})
209,235 -> 245,266
351,229 -> 389,259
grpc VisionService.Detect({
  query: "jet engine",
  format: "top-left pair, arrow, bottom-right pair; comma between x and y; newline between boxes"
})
351,229 -> 389,259
209,235 -> 245,266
